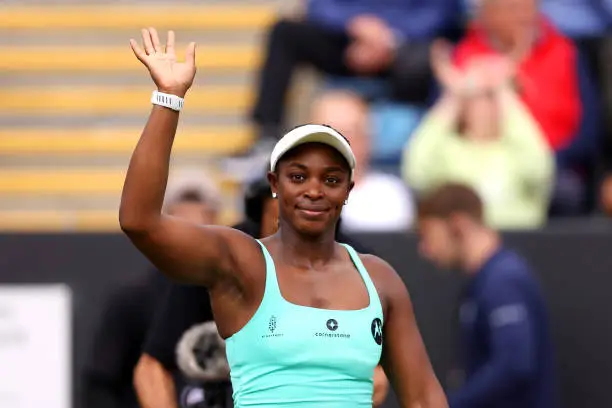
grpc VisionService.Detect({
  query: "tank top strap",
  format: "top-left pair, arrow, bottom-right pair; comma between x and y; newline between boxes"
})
255,239 -> 283,301
340,243 -> 383,315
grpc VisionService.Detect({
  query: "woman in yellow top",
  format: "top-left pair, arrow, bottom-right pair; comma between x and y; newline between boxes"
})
403,42 -> 554,230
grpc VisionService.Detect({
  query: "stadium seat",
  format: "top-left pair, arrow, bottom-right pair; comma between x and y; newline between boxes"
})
0,2 -> 280,231
0,5 -> 275,30
0,168 -> 241,196
0,45 -> 259,73
0,127 -> 254,156
0,86 -> 250,115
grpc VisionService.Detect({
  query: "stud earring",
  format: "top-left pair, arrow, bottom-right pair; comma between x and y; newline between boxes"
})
272,192 -> 277,198
344,199 -> 348,205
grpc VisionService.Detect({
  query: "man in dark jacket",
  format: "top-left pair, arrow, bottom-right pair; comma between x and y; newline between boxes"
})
416,183 -> 558,408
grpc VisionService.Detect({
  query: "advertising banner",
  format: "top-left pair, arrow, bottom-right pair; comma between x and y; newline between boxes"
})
0,285 -> 72,408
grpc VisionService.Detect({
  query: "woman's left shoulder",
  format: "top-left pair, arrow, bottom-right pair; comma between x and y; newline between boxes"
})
358,254 -> 405,308
358,253 -> 397,279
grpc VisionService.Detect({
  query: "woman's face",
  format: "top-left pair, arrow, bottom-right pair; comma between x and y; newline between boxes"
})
268,143 -> 353,237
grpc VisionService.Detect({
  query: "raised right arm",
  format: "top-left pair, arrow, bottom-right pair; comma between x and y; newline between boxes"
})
119,28 -> 254,287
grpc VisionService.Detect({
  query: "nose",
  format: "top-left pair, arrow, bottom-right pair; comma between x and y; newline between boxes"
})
303,179 -> 324,200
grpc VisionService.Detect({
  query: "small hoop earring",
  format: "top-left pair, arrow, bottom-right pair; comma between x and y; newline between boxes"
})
272,192 -> 277,199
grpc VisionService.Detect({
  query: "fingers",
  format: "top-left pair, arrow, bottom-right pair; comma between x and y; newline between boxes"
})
133,28 -> 195,66
166,30 -> 175,55
129,39 -> 147,63
431,39 -> 449,54
185,41 -> 197,68
141,28 -> 155,55
149,27 -> 162,53
430,40 -> 453,78
430,40 -> 449,66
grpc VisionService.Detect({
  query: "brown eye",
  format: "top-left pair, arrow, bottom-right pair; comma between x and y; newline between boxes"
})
290,174 -> 306,182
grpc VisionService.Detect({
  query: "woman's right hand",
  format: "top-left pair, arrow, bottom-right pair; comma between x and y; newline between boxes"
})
130,27 -> 196,98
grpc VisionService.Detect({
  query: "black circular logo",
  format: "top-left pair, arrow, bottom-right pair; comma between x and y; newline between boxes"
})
371,318 -> 383,345
326,318 -> 339,331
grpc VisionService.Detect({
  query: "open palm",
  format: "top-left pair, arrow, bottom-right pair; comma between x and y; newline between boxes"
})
130,27 -> 196,97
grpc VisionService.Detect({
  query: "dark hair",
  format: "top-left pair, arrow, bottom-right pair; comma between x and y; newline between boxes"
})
418,183 -> 484,222
168,188 -> 218,212
176,189 -> 205,204
244,177 -> 272,223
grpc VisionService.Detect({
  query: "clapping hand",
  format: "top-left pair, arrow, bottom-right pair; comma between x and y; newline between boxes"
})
130,27 -> 196,98
431,38 -> 517,96
345,15 -> 395,74
430,39 -> 465,94
466,56 -> 515,92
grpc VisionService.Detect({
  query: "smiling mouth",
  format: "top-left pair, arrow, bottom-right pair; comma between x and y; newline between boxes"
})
297,208 -> 329,217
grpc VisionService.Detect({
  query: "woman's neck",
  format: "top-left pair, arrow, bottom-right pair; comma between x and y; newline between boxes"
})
275,221 -> 337,269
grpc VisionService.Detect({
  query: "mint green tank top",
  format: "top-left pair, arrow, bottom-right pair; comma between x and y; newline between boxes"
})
225,240 -> 384,407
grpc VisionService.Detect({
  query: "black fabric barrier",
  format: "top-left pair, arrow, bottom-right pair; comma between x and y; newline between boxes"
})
0,230 -> 610,408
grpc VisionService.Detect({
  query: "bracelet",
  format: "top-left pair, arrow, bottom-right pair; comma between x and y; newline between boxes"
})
151,90 -> 184,112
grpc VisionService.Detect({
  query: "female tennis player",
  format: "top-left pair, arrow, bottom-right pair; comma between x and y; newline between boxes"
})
121,28 -> 447,408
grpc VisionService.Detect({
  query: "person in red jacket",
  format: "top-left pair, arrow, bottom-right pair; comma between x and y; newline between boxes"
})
453,0 -> 602,216
453,0 -> 581,153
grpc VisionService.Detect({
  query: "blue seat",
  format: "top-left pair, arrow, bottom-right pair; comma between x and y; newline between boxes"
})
322,76 -> 392,100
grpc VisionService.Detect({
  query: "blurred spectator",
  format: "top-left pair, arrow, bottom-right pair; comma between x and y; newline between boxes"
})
310,90 -> 414,231
601,175 -> 612,216
235,177 -> 280,238
453,0 -> 601,215
82,172 -> 221,408
416,183 -> 558,408
228,0 -> 462,177
163,171 -> 222,225
403,43 -> 553,230
541,0 -> 612,214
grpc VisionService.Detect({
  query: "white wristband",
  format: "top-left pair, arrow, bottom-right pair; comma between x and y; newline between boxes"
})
151,90 -> 184,112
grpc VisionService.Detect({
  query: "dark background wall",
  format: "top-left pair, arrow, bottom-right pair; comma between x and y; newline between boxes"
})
0,229 -> 611,408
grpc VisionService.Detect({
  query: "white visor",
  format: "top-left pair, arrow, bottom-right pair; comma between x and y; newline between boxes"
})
269,124 -> 356,178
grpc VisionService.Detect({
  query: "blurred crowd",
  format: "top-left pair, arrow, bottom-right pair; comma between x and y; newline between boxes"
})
225,0 -> 612,231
